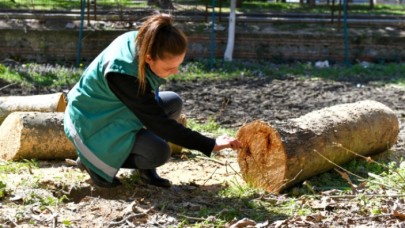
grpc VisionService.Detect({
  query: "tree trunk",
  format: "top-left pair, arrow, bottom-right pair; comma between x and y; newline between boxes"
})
224,0 -> 236,62
0,93 -> 66,124
237,100 -> 399,193
0,112 -> 76,161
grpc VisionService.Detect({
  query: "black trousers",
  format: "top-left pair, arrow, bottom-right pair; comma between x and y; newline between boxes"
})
121,91 -> 182,169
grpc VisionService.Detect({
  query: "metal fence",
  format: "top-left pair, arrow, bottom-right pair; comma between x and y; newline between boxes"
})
0,0 -> 205,11
0,0 -> 404,23
0,0 -> 217,23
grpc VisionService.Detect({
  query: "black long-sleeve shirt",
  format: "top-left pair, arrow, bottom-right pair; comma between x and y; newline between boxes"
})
106,72 -> 215,157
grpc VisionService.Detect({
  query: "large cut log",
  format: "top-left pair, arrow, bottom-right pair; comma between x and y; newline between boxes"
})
237,100 -> 400,193
0,112 -> 76,161
0,93 -> 66,124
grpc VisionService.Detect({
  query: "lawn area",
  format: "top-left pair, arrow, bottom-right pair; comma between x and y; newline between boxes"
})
0,0 -> 404,16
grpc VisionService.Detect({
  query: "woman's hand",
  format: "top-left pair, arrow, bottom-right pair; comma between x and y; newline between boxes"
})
213,135 -> 242,152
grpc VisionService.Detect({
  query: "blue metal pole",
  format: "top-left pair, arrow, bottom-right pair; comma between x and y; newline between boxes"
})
210,0 -> 215,69
76,0 -> 86,67
343,0 -> 349,66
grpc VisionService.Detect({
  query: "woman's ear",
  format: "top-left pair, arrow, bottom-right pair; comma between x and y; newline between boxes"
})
145,54 -> 153,64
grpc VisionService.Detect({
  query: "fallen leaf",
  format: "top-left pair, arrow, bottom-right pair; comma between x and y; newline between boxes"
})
230,217 -> 256,228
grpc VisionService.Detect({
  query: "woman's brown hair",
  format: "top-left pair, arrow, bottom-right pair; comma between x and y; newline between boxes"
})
135,13 -> 188,93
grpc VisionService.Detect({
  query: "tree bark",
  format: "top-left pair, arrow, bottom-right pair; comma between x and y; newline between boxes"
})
0,93 -> 66,124
237,100 -> 399,193
0,112 -> 76,161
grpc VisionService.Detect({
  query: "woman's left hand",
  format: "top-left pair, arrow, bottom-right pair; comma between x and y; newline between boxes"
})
213,135 -> 242,152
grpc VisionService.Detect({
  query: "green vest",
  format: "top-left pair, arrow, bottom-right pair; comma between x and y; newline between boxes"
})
64,31 -> 166,182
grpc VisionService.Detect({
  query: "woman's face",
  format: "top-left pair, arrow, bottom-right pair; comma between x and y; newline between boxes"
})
145,53 -> 185,78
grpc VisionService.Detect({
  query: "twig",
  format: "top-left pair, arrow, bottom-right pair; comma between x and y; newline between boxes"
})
225,161 -> 244,179
0,82 -> 17,92
274,169 -> 303,193
334,142 -> 405,184
196,155 -> 225,165
327,194 -> 405,199
203,166 -> 219,186
200,152 -> 244,187
313,149 -> 396,190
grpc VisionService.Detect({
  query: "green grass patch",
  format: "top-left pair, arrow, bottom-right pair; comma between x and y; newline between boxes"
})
0,63 -> 82,88
1,60 -> 405,90
0,180 -> 7,199
286,157 -> 405,196
216,180 -> 310,222
0,159 -> 39,174
187,117 -> 236,137
367,159 -> 405,191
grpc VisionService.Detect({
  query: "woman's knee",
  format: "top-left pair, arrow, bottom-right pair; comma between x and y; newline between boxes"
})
159,91 -> 183,119
131,130 -> 171,168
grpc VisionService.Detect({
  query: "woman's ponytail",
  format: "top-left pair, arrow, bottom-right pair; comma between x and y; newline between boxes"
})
135,13 -> 188,93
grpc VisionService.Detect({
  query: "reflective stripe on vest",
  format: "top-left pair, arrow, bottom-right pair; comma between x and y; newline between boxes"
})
65,113 -> 117,178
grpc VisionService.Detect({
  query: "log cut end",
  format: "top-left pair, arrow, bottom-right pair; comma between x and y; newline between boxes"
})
0,112 -> 23,161
56,93 -> 67,112
237,120 -> 288,193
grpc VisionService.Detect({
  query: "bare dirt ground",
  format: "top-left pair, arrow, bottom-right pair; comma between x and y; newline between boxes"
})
1,76 -> 405,227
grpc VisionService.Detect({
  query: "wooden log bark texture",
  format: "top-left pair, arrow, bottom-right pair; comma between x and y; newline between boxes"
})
0,93 -> 66,124
237,100 -> 400,193
0,112 -> 76,161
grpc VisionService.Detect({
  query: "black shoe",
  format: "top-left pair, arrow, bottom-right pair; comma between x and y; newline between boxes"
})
138,169 -> 171,188
76,158 -> 121,188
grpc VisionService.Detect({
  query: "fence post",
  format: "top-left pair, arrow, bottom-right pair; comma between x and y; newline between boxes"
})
76,0 -> 86,67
